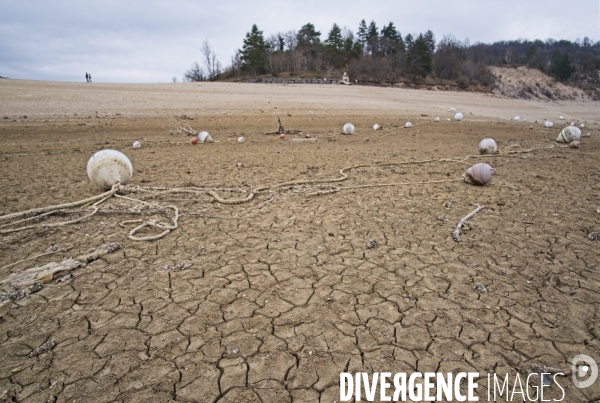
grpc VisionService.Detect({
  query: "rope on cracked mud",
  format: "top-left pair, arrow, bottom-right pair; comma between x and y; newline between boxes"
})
0,144 -> 560,241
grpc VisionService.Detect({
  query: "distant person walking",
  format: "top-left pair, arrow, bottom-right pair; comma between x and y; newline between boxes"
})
88,73 -> 92,83
85,72 -> 89,82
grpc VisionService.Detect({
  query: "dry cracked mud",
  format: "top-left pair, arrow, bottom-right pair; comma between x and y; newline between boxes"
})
0,80 -> 599,402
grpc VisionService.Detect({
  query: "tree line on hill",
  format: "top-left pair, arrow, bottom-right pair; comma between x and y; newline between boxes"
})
184,21 -> 600,96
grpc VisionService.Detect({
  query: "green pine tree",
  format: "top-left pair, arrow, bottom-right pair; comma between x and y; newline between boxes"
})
357,19 -> 368,51
380,22 -> 404,56
297,23 -> 321,48
240,24 -> 268,75
405,33 -> 432,78
366,21 -> 379,55
325,23 -> 343,50
551,50 -> 574,81
423,30 -> 436,53
325,23 -> 344,67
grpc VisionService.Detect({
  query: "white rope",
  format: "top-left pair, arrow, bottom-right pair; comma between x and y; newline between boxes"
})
0,144 -> 560,241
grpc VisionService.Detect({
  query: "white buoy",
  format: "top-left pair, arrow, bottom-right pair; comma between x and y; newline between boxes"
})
556,126 -> 581,143
434,116 -> 440,122
198,131 -> 213,143
132,141 -> 141,149
513,116 -> 521,121
454,112 -> 463,121
373,124 -> 380,130
478,138 -> 497,154
237,136 -> 245,143
405,122 -> 412,128
580,123 -> 585,128
544,121 -> 554,128
559,116 -> 564,120
87,150 -> 133,190
343,123 -> 355,135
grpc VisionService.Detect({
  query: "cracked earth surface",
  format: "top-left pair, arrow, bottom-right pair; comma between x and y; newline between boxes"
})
0,80 -> 599,402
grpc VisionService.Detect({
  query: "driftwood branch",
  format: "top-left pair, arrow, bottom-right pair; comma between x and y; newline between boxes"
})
169,122 -> 197,136
452,204 -> 484,242
263,117 -> 302,135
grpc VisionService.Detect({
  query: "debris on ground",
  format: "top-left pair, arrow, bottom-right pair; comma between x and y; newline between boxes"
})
453,204 -> 484,242
28,340 -> 56,357
175,262 -> 191,270
45,244 -> 59,253
473,283 -> 487,293
367,240 -> 379,249
1,243 -> 123,300
0,282 -> 43,303
101,242 -> 122,253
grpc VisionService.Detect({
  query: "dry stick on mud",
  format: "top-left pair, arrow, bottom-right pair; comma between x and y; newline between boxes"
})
169,122 -> 196,136
263,117 -> 302,135
452,204 -> 484,242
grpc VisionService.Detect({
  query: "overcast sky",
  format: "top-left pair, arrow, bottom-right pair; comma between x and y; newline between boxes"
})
1,0 -> 598,83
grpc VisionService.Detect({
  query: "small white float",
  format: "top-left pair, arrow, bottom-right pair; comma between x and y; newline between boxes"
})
343,123 -> 355,135
478,138 -> 497,154
198,131 -> 214,143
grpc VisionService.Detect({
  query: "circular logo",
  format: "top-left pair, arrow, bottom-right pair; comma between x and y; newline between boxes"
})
572,354 -> 598,388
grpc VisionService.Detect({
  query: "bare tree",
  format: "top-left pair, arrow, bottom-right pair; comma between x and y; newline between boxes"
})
230,50 -> 242,74
284,30 -> 302,75
184,61 -> 205,82
202,39 -> 222,80
433,34 -> 462,80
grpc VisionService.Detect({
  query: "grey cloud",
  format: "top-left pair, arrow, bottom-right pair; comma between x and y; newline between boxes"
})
0,0 -> 597,82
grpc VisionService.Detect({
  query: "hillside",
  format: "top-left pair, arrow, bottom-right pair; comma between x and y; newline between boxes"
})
490,66 -> 592,101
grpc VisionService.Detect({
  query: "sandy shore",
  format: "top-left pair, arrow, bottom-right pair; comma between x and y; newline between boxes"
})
1,79 -> 598,123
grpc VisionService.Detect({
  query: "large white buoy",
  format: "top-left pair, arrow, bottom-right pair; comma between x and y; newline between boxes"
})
343,123 -> 355,135
513,116 -> 521,121
373,124 -> 380,130
87,150 -> 133,190
198,131 -> 213,143
454,112 -> 463,121
556,126 -> 582,143
405,122 -> 412,128
544,121 -> 554,128
478,138 -> 497,154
